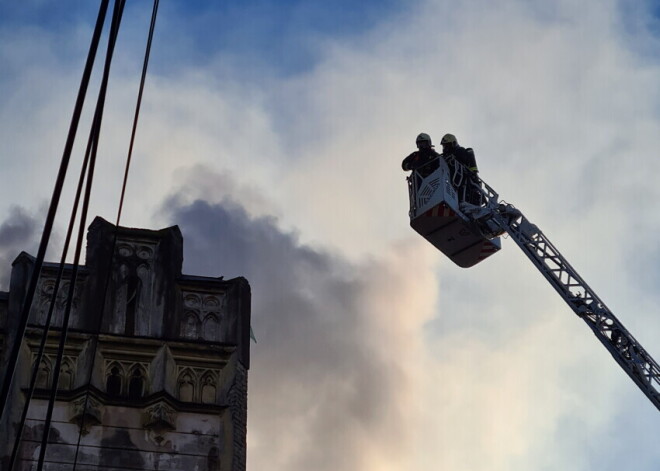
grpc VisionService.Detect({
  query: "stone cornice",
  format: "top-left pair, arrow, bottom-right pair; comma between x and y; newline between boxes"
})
28,385 -> 228,413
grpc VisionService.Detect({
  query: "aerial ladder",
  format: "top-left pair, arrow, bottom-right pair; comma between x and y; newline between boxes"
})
407,156 -> 660,411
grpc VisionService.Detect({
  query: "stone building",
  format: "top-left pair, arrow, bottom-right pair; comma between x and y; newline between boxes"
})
0,217 -> 251,470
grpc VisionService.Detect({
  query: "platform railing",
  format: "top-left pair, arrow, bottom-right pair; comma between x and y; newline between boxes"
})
407,155 -> 493,217
406,158 -> 443,217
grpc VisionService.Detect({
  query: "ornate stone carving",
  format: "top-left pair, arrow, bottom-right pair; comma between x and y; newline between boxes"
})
111,240 -> 157,335
228,363 -> 248,471
116,241 -> 156,260
2,220 -> 250,469
180,291 -> 225,341
178,370 -> 195,402
31,354 -> 77,390
69,396 -> 103,435
103,359 -> 150,397
181,310 -> 199,339
142,401 -> 177,445
201,373 -> 217,404
59,358 -> 75,390
175,366 -> 220,403
32,277 -> 82,326
203,314 -> 220,340
35,358 -> 50,389
183,293 -> 202,308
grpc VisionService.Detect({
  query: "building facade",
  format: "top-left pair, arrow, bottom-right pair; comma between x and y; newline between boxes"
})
0,217 -> 251,470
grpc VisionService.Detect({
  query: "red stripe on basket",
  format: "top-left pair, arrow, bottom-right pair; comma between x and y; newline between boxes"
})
423,204 -> 455,218
477,241 -> 498,260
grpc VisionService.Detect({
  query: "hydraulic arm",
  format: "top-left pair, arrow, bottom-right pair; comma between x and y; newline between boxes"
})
464,175 -> 660,411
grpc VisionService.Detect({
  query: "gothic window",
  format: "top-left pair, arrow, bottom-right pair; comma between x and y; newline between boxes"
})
106,365 -> 122,397
201,373 -> 216,404
111,264 -> 129,334
125,270 -> 139,335
181,312 -> 199,339
58,359 -> 74,390
178,371 -> 195,402
128,367 -> 146,400
125,265 -> 147,336
37,279 -> 55,323
202,314 -> 220,341
36,358 -> 51,389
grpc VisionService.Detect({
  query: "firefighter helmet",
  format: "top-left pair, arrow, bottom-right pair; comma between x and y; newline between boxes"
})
441,133 -> 458,146
416,133 -> 433,148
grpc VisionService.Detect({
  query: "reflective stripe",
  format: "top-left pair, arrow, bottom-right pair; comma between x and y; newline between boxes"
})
469,166 -> 478,172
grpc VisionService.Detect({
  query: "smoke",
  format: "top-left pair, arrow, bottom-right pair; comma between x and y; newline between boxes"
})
165,187 -> 438,471
0,206 -> 40,290
2,0 -> 660,468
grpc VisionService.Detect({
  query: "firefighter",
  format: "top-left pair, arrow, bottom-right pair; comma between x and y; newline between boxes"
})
401,133 -> 442,177
440,133 -> 478,173
440,133 -> 481,204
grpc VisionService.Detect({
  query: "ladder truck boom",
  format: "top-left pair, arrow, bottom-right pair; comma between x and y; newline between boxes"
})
473,178 -> 660,410
407,157 -> 660,411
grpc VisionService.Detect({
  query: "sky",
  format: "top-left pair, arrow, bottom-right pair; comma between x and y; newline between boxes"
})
1,0 -> 660,470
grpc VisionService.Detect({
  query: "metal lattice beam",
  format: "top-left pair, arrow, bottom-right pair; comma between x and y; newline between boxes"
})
467,175 -> 660,411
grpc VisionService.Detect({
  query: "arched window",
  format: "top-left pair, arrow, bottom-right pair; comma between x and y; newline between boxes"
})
181,312 -> 199,339
106,366 -> 122,397
178,371 -> 195,402
59,359 -> 74,390
202,314 -> 220,341
125,265 -> 147,335
36,358 -> 51,389
201,373 -> 216,404
128,367 -> 145,400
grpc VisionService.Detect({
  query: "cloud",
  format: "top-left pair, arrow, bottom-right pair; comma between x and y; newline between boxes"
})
165,187 -> 439,470
2,0 -> 660,469
162,160 -> 660,471
0,206 -> 40,290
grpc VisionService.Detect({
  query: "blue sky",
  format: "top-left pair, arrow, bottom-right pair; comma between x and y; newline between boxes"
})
1,0 -> 404,78
156,0 -> 402,74
2,1 -> 660,470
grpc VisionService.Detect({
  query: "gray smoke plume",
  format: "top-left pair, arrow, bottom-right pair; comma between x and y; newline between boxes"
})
0,206 -> 40,290
167,195 -> 430,471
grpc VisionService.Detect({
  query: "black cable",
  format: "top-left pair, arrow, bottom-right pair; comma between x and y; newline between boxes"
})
35,1 -> 126,469
8,128 -> 93,471
35,135 -> 98,471
0,0 -> 110,420
70,2 -> 159,467
117,0 -> 159,225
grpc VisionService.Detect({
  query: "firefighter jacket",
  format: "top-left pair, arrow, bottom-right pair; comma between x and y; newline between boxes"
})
401,148 -> 442,177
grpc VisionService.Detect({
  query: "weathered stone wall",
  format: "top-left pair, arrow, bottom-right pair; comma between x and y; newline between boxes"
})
18,400 -> 225,470
0,292 -> 8,328
0,217 -> 250,470
229,362 -> 248,471
0,291 -> 7,363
